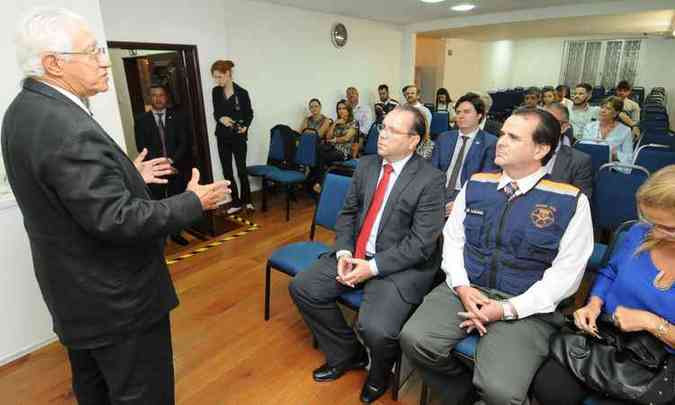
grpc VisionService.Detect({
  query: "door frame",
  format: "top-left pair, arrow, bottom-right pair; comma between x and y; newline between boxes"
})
107,41 -> 214,183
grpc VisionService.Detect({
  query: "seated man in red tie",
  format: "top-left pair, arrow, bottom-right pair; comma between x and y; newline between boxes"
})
289,105 -> 446,403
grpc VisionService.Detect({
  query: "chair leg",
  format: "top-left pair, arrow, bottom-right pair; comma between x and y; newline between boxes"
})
285,185 -> 291,221
262,179 -> 268,212
264,262 -> 271,321
420,381 -> 428,405
392,350 -> 402,400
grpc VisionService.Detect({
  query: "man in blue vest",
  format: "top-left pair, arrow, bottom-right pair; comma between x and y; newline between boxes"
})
400,107 -> 594,405
431,92 -> 498,217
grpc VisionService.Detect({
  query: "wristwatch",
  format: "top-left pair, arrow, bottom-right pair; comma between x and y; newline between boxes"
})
501,301 -> 517,321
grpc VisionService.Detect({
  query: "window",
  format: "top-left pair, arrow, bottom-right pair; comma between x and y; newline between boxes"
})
560,39 -> 641,89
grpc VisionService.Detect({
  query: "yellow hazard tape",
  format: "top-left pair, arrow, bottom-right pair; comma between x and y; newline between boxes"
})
166,214 -> 260,265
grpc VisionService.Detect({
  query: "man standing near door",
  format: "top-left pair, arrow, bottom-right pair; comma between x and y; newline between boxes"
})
135,84 -> 193,245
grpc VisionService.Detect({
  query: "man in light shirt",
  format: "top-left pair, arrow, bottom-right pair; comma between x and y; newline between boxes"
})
615,80 -> 641,137
404,85 -> 432,139
400,107 -> 593,405
346,86 -> 373,136
569,83 -> 599,139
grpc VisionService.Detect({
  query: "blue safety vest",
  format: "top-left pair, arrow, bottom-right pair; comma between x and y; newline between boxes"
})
463,172 -> 580,295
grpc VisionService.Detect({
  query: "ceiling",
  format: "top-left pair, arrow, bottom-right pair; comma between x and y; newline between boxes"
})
260,0 -> 622,25
420,9 -> 675,41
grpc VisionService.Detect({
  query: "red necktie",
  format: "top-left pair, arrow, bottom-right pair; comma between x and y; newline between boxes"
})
354,164 -> 394,259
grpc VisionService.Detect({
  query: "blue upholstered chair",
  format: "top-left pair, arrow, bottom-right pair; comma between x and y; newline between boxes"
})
247,125 -> 287,178
574,140 -> 611,174
633,144 -> 675,174
264,173 -> 351,320
262,132 -> 318,221
587,163 -> 648,272
430,112 -> 450,137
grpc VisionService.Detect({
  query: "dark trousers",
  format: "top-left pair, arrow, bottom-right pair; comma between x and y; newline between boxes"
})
216,136 -> 251,206
532,358 -> 632,405
66,316 -> 174,405
314,144 -> 347,184
289,255 -> 413,386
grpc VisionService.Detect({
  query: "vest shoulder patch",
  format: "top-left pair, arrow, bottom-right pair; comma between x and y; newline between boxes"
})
470,172 -> 501,183
536,179 -> 580,197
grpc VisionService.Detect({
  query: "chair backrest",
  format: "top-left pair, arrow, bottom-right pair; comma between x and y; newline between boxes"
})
430,112 -> 450,135
574,140 -> 611,173
363,123 -> 379,156
633,145 -> 675,173
637,131 -> 675,150
592,163 -> 649,232
268,126 -> 286,161
313,173 -> 352,233
295,132 -> 318,168
598,220 -> 638,270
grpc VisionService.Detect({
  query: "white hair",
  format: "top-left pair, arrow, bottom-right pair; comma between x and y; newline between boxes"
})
15,7 -> 87,78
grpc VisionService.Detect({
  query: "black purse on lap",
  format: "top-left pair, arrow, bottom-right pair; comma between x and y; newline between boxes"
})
550,315 -> 674,405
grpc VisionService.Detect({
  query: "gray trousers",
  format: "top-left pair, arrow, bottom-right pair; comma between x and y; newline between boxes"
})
400,283 -> 562,405
289,255 -> 413,386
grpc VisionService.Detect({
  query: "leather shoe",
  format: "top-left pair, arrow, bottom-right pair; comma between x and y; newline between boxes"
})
170,234 -> 189,246
312,349 -> 368,382
360,380 -> 389,403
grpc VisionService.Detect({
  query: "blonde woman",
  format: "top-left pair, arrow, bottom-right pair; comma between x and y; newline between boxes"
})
533,165 -> 675,405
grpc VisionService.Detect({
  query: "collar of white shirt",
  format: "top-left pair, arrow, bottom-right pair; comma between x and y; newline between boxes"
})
497,167 -> 547,196
384,153 -> 413,176
40,80 -> 90,115
458,127 -> 479,140
152,108 -> 167,115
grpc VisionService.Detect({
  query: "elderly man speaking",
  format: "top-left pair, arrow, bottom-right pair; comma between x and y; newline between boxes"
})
1,8 -> 229,405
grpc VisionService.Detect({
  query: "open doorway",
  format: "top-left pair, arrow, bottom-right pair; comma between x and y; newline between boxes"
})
108,41 -> 236,241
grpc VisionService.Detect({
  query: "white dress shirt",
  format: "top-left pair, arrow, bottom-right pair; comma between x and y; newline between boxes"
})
152,108 -> 167,127
337,153 -> 414,275
442,167 -> 593,319
40,81 -> 91,115
446,128 -> 478,191
353,104 -> 373,135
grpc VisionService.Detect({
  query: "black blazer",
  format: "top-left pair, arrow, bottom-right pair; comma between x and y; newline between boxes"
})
134,108 -> 191,166
1,79 -> 203,347
333,154 -> 445,304
550,145 -> 594,199
212,82 -> 253,141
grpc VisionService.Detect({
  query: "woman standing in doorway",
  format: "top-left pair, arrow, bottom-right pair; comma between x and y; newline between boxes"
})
212,60 -> 254,214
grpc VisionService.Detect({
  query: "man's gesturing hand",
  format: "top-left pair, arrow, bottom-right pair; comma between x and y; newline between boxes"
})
187,168 -> 230,210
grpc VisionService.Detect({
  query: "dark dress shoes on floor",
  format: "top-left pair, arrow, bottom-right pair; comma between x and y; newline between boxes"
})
359,379 -> 389,403
312,349 -> 368,382
170,234 -> 189,246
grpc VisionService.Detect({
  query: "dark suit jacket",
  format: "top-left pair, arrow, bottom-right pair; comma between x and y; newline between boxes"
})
212,82 -> 253,141
333,154 -> 445,304
431,129 -> 499,202
550,145 -> 594,199
482,118 -> 503,137
1,79 -> 203,348
134,108 -> 191,165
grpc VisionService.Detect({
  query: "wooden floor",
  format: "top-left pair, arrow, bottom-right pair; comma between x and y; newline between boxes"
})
0,192 -> 426,405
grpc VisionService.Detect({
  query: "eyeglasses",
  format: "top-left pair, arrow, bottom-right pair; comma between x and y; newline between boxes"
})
640,215 -> 675,239
52,47 -> 107,59
376,123 -> 417,138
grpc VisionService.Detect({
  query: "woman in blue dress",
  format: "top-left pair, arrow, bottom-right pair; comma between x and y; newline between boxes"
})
532,165 -> 675,405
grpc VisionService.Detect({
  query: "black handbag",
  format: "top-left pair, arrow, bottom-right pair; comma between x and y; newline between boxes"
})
550,315 -> 675,405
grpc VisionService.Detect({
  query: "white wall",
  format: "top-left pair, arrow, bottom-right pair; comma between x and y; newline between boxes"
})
415,37 -> 445,104
443,38 -> 485,100
0,0 -> 125,365
101,0 -> 403,190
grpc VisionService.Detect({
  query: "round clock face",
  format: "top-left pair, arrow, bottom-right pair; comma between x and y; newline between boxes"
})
331,23 -> 348,48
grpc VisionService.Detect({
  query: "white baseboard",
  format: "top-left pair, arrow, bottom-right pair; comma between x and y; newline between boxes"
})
0,335 -> 58,367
